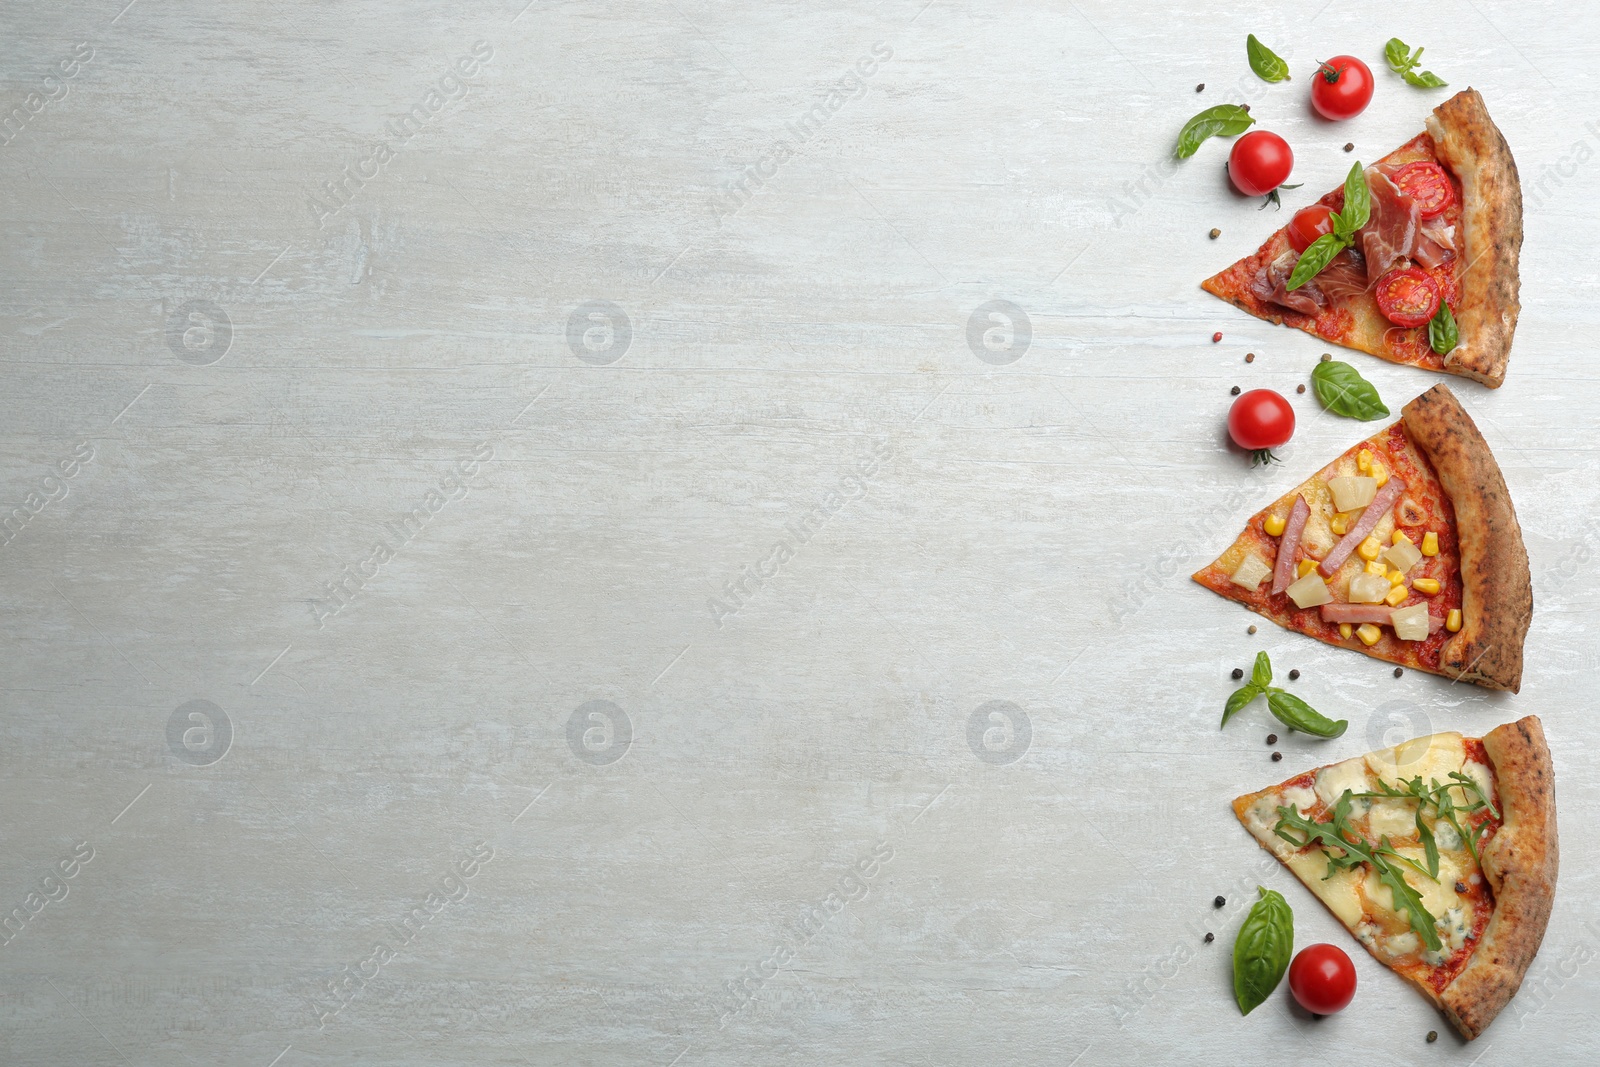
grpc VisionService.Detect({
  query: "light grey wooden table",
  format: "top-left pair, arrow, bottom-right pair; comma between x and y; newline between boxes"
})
3,2 -> 1597,1064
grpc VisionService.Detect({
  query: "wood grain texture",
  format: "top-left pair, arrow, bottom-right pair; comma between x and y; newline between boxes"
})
2,1 -> 1598,1063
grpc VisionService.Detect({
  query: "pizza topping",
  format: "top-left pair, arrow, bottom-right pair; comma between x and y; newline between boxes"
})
1359,169 -> 1421,284
1286,204 -> 1336,254
1319,603 -> 1393,625
1253,249 -> 1324,315
1315,250 -> 1371,299
1420,530 -> 1439,556
1390,603 -> 1431,641
1374,267 -> 1442,328
1446,608 -> 1462,632
1328,475 -> 1377,512
1320,475 -> 1404,574
1287,571 -> 1333,608
1382,539 -> 1423,575
1392,161 -> 1455,219
1270,496 -> 1311,594
1347,572 -> 1391,604
1428,300 -> 1459,355
1287,163 -> 1370,291
1230,553 -> 1274,589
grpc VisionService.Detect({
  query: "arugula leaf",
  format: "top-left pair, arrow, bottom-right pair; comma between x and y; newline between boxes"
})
1175,104 -> 1256,159
1233,886 -> 1293,1015
1250,650 -> 1272,690
1415,792 -> 1441,879
1223,684 -> 1261,727
1311,360 -> 1390,421
1429,301 -> 1458,355
1247,34 -> 1291,82
1385,38 -> 1448,89
1265,690 -> 1348,738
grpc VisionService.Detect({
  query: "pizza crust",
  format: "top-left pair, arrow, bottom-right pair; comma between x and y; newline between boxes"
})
1401,385 -> 1532,691
1441,715 -> 1558,1039
1426,88 -> 1523,388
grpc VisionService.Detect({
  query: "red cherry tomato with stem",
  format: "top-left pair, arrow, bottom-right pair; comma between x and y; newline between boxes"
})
1287,204 -> 1336,254
1393,161 -> 1456,219
1311,56 -> 1374,120
1229,131 -> 1294,198
1228,389 -> 1295,466
1288,943 -> 1357,1015
1374,267 -> 1441,328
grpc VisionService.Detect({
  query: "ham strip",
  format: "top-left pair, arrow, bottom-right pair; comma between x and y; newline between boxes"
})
1360,170 -> 1421,284
1252,249 -> 1324,316
1319,476 -> 1407,576
1320,603 -> 1446,633
1270,495 -> 1311,595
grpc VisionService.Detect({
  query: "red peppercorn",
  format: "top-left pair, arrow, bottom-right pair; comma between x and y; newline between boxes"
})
1212,332 -> 1223,343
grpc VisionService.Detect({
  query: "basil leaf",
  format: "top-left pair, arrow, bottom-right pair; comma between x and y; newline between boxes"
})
1175,104 -> 1256,159
1311,359 -> 1390,421
1404,68 -> 1448,89
1247,34 -> 1291,82
1384,38 -> 1412,74
1265,689 -> 1348,738
1222,684 -> 1261,728
1286,232 -> 1346,291
1336,162 -> 1371,235
1429,301 -> 1458,354
1250,650 -> 1272,690
1233,886 -> 1293,1016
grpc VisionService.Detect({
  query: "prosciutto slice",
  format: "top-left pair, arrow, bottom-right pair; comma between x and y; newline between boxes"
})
1252,249 -> 1324,316
1270,496 -> 1311,595
1360,170 -> 1421,284
1317,249 -> 1370,300
1320,603 -> 1445,632
1412,216 -> 1456,269
1319,476 -> 1407,576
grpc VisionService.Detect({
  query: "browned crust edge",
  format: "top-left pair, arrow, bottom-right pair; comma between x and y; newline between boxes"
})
1402,384 -> 1531,691
1426,88 -> 1523,388
1441,715 -> 1558,1039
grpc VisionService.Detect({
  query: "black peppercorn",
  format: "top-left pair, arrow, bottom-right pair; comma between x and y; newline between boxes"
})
1266,734 -> 1278,745
1230,385 -> 1241,396
1426,1031 -> 1438,1043
1288,669 -> 1300,680
1204,932 -> 1215,943
1248,625 -> 1257,635
1214,895 -> 1225,907
1344,142 -> 1355,152
1197,83 -> 1205,92
1394,667 -> 1404,677
1271,751 -> 1283,762
1209,227 -> 1221,238
1297,384 -> 1306,394
1231,667 -> 1244,680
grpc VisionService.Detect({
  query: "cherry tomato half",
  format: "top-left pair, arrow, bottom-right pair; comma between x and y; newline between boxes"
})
1287,204 -> 1336,254
1288,944 -> 1357,1015
1228,389 -> 1295,465
1374,267 -> 1441,328
1394,161 -> 1456,219
1311,56 -> 1374,120
1229,131 -> 1294,198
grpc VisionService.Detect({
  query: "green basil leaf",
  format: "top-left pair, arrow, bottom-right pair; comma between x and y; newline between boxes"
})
1384,37 -> 1414,75
1222,684 -> 1261,728
1247,34 -> 1291,82
1337,162 -> 1371,235
1233,886 -> 1293,1016
1311,359 -> 1390,421
1265,689 -> 1348,738
1286,232 -> 1347,291
1175,104 -> 1256,159
1404,68 -> 1448,89
1429,301 -> 1458,354
1250,650 -> 1272,690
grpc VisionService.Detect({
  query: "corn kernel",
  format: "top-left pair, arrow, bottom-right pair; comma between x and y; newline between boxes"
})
1412,578 -> 1440,596
1372,464 -> 1390,488
1356,623 -> 1383,646
1391,530 -> 1412,547
1339,622 -> 1353,639
1331,513 -> 1349,536
1264,512 -> 1287,536
1366,560 -> 1388,576
1421,531 -> 1439,557
1446,608 -> 1462,633
1357,535 -> 1383,562
1388,568 -> 1406,586
1384,584 -> 1409,607
1358,449 -> 1372,472
1297,559 -> 1317,578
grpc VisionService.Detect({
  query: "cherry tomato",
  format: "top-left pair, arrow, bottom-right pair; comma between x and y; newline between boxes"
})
1229,131 -> 1294,198
1288,944 -> 1357,1015
1374,267 -> 1441,328
1286,204 -> 1336,254
1311,56 -> 1374,120
1228,389 -> 1295,465
1394,161 -> 1456,218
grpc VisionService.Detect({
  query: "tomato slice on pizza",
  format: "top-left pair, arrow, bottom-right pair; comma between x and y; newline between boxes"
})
1234,716 -> 1556,1039
1203,89 -> 1522,388
1193,384 -> 1531,690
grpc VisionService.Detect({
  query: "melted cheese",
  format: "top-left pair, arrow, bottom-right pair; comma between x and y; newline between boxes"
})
1367,797 -> 1417,841
1286,849 -> 1365,927
1314,756 -> 1373,811
1366,731 -> 1466,789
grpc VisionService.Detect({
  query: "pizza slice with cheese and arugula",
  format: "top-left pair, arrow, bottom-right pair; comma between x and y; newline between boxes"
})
1234,716 -> 1556,1039
1193,384 -> 1531,691
1202,88 -> 1521,388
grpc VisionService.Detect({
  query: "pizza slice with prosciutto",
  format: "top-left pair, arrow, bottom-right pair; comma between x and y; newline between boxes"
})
1203,89 -> 1522,387
1193,384 -> 1531,690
